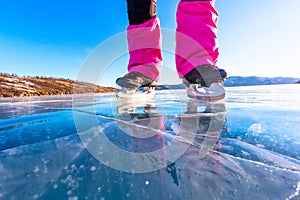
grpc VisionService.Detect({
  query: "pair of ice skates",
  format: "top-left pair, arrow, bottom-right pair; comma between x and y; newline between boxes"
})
116,65 -> 227,101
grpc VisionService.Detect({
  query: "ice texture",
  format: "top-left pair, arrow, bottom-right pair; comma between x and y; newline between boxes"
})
0,84 -> 299,200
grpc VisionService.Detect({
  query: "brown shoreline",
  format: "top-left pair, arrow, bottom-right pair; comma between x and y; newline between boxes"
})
0,74 -> 116,98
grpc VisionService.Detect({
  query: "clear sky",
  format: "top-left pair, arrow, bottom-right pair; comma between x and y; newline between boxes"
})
0,0 -> 300,86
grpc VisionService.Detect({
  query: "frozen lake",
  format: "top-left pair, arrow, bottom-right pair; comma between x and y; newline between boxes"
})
0,84 -> 300,200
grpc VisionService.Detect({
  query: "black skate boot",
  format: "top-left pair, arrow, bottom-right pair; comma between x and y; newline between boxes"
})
116,72 -> 157,100
183,65 -> 227,101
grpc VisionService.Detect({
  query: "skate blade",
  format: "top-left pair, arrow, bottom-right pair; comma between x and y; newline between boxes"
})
116,87 -> 155,100
187,83 -> 225,102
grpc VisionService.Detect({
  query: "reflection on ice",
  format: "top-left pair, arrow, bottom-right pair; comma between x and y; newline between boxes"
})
75,98 -> 226,174
0,85 -> 300,199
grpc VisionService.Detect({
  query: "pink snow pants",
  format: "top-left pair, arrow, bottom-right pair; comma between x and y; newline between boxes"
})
127,0 -> 219,80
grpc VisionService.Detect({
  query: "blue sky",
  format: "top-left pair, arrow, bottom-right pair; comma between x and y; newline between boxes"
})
0,0 -> 300,86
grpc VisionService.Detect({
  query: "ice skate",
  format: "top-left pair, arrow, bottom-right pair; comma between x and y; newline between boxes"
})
183,65 -> 227,101
116,72 -> 157,100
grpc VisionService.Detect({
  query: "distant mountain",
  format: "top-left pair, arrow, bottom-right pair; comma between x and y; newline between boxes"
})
0,73 -> 116,98
223,76 -> 300,87
157,76 -> 300,89
156,84 -> 185,90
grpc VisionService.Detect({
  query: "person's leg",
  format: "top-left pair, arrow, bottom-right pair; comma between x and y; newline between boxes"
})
175,0 -> 226,100
117,0 -> 162,90
176,0 -> 226,87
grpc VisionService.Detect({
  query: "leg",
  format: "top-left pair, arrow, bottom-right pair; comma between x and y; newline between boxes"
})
124,0 -> 162,82
176,0 -> 227,100
116,0 -> 162,98
126,0 -> 156,25
176,0 -> 220,78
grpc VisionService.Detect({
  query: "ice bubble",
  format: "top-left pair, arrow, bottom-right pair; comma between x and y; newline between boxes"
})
90,166 -> 96,171
33,166 -> 39,173
145,180 -> 150,185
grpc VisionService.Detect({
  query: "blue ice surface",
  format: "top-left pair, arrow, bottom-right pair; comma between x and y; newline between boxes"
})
0,84 -> 300,200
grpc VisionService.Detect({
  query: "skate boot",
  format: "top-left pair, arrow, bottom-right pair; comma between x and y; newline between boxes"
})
116,71 -> 157,100
183,65 -> 227,101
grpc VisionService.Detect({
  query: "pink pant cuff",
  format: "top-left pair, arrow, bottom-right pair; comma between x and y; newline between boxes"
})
127,17 -> 162,80
176,1 -> 219,78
